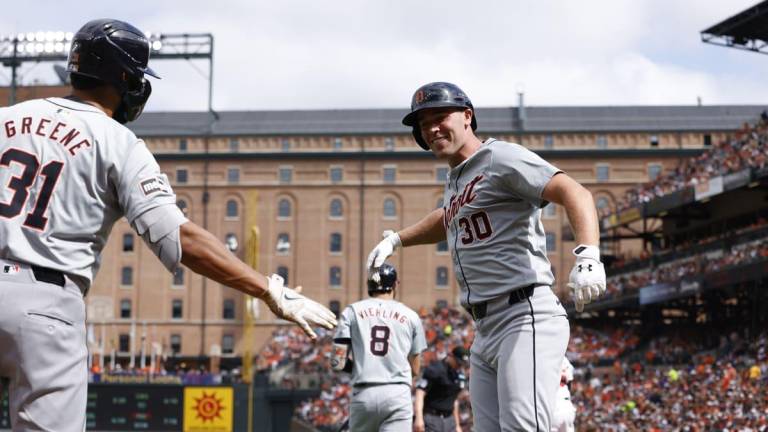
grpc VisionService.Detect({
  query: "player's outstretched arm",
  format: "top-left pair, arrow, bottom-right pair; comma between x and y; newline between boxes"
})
179,221 -> 337,339
366,208 -> 445,279
413,389 -> 427,432
542,173 -> 606,311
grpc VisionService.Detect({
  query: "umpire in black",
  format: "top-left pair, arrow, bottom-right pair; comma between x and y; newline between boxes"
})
414,346 -> 469,432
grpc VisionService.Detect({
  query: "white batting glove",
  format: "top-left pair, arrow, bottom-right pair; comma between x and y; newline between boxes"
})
567,245 -> 606,312
262,274 -> 337,340
366,230 -> 401,283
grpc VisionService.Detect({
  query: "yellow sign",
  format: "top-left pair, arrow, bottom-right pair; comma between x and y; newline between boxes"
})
183,387 -> 233,432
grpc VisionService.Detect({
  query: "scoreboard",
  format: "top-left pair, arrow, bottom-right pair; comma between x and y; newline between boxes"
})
1,384 -> 235,431
86,384 -> 183,431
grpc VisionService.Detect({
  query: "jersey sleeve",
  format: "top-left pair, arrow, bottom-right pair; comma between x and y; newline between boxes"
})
491,141 -> 562,207
116,139 -> 180,225
410,313 -> 428,355
333,306 -> 354,341
416,365 -> 434,391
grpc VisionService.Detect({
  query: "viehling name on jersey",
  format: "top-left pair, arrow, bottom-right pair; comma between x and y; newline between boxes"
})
358,305 -> 409,324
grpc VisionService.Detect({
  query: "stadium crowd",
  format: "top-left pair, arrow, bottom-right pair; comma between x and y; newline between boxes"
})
606,110 -> 768,216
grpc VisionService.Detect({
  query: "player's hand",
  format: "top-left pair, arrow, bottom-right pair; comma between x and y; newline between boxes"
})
366,230 -> 401,282
262,274 -> 337,340
413,418 -> 425,432
567,245 -> 606,312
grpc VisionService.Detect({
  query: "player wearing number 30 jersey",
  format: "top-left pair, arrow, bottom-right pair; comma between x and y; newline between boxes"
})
332,263 -> 427,432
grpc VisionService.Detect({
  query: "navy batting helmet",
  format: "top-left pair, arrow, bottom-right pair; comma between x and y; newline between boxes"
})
67,19 -> 160,123
368,263 -> 398,295
402,82 -> 477,150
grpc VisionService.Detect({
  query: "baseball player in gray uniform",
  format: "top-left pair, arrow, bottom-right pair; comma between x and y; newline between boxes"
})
367,82 -> 606,431
331,263 -> 427,432
0,19 -> 335,431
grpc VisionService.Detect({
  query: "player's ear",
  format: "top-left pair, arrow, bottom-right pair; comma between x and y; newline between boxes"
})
464,108 -> 473,128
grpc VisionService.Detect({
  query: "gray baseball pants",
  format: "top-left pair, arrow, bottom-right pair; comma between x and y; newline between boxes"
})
424,412 -> 457,432
349,383 -> 413,432
0,259 -> 87,431
469,286 -> 569,432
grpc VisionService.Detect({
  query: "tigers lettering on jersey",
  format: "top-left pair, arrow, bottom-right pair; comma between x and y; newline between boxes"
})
443,174 -> 484,229
4,117 -> 92,157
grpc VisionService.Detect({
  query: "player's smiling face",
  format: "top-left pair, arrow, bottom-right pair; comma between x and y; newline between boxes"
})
418,107 -> 473,164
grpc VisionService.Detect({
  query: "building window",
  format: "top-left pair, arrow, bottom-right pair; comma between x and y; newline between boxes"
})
222,334 -> 235,355
279,167 -> 293,184
330,233 -> 342,253
385,137 -> 395,151
120,299 -> 131,319
596,135 -> 607,149
171,299 -> 183,319
179,139 -> 187,152
436,299 -> 448,309
330,266 -> 342,287
278,199 -> 292,218
383,167 -> 396,184
542,204 -> 556,219
277,266 -> 289,285
227,167 -> 240,184
170,334 -> 181,355
596,197 -> 610,214
276,233 -> 291,254
122,233 -> 134,252
648,163 -> 662,181
223,299 -> 235,320
229,138 -> 239,153
436,267 -> 448,287
596,165 -> 610,182
436,167 -> 449,182
436,240 -> 448,252
225,233 -> 238,252
226,199 -> 239,218
703,134 -> 712,146
544,135 -> 554,149
330,198 -> 343,218
176,169 -> 188,184
546,233 -> 556,252
177,199 -> 188,216
333,137 -> 343,150
121,267 -> 133,286
329,300 -> 341,318
383,198 -> 397,218
119,334 -> 130,353
281,139 -> 291,152
330,167 -> 343,183
173,268 -> 184,286
649,135 -> 659,147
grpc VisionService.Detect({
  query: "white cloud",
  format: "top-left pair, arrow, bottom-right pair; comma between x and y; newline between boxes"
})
1,0 -> 766,110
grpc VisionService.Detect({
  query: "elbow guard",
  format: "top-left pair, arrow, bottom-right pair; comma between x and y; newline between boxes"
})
331,340 -> 352,372
133,205 -> 188,273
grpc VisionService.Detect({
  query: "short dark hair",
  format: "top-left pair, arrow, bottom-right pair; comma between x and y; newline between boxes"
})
70,73 -> 107,90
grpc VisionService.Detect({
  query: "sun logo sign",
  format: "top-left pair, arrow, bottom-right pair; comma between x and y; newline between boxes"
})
194,392 -> 224,422
183,387 -> 233,431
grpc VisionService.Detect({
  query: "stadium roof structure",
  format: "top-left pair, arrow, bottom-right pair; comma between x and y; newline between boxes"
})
701,0 -> 768,55
128,105 -> 766,137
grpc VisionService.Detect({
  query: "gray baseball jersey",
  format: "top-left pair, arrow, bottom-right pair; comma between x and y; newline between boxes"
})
0,97 -> 187,292
442,138 -> 560,306
334,298 -> 427,386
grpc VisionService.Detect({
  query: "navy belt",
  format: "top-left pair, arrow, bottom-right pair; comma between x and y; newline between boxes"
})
465,284 -> 537,321
31,266 -> 66,287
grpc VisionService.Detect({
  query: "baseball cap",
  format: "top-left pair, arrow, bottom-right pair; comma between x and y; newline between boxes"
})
452,346 -> 470,362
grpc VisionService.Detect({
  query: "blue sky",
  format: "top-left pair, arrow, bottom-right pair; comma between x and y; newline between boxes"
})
1,0 -> 765,112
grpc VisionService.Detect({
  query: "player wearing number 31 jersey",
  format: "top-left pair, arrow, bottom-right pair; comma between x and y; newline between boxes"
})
0,19 -> 336,431
332,263 -> 427,432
